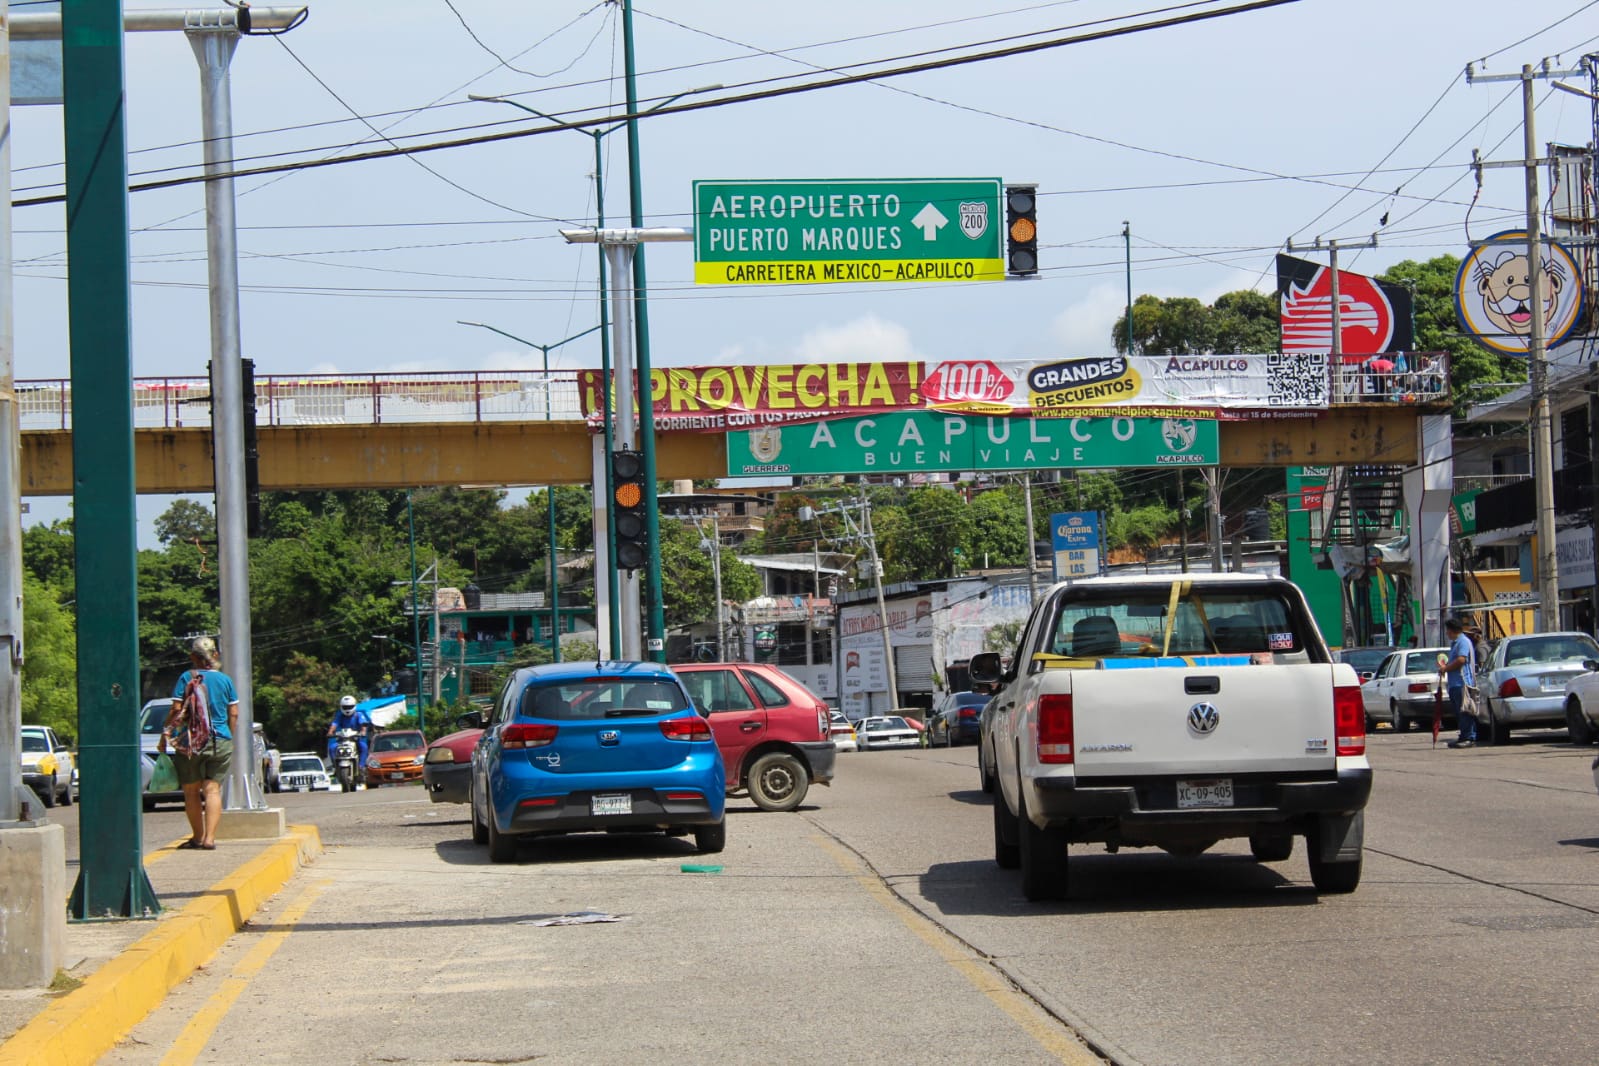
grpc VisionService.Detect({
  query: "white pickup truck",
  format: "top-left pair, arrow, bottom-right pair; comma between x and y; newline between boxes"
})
971,573 -> 1371,901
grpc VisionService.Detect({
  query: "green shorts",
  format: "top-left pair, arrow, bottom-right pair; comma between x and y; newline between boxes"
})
173,737 -> 234,787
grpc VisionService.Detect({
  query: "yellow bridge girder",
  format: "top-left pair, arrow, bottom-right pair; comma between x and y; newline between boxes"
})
18,406 -> 1427,495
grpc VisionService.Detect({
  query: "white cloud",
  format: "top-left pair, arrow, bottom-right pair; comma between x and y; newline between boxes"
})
1048,284 -> 1125,355
793,314 -> 918,362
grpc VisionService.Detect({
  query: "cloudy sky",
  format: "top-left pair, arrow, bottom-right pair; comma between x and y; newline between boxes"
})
14,0 -> 1599,531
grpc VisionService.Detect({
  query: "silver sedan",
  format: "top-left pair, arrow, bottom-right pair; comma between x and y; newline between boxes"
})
1482,632 -> 1599,744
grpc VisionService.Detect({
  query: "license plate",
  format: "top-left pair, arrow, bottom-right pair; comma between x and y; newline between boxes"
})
591,793 -> 631,816
1176,778 -> 1234,808
389,772 -> 407,780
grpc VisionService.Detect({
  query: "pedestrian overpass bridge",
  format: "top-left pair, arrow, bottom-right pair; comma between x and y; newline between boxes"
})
16,369 -> 1448,494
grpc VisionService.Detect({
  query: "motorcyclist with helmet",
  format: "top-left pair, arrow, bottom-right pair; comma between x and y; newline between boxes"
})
326,694 -> 371,770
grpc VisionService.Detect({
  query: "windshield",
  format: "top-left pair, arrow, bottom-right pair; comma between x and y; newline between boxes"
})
866,717 -> 909,731
140,702 -> 170,735
520,677 -> 690,720
372,733 -> 423,753
1502,635 -> 1599,665
280,757 -> 323,773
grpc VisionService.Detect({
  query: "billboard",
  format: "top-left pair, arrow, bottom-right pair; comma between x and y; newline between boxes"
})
1454,231 -> 1585,355
1277,254 -> 1414,360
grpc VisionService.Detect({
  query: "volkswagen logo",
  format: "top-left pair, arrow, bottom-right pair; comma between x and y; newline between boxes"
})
1187,702 -> 1220,734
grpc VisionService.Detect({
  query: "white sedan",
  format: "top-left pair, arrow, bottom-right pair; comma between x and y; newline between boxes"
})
829,713 -> 858,753
856,715 -> 920,751
1362,647 -> 1451,732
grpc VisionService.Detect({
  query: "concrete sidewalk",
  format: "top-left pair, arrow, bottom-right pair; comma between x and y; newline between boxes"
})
0,825 -> 321,1066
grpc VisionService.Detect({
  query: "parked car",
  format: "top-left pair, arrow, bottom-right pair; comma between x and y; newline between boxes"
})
930,691 -> 988,747
276,752 -> 332,792
828,711 -> 858,753
1362,647 -> 1452,731
1565,659 -> 1599,744
856,715 -> 921,751
364,729 -> 427,787
672,662 -> 836,812
469,661 -> 726,863
1337,645 -> 1396,683
423,711 -> 490,804
1482,631 -> 1599,744
20,725 -> 75,807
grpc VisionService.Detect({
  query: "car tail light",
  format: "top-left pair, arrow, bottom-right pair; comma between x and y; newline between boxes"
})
1334,684 -> 1366,756
959,707 -> 978,719
1499,677 -> 1522,699
502,723 -> 558,750
1407,682 -> 1430,694
660,716 -> 713,742
1037,693 -> 1074,764
817,706 -> 828,741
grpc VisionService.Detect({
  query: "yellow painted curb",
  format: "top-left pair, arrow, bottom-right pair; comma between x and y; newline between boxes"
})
0,825 -> 322,1066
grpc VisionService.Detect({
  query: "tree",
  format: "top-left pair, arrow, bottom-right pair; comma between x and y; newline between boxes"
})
968,486 -> 1029,568
21,520 -> 75,595
253,652 -> 356,754
1378,255 -> 1521,414
154,499 -> 215,547
20,572 -> 77,738
879,486 -> 975,582
1209,290 -> 1281,353
1113,290 -> 1280,355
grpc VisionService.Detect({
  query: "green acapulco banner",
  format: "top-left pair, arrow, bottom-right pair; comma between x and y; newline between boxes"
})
726,412 -> 1217,476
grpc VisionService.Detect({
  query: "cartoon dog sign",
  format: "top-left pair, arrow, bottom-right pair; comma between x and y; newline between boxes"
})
1455,230 -> 1584,355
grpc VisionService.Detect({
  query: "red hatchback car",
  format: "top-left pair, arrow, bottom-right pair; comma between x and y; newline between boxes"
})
672,662 -> 836,813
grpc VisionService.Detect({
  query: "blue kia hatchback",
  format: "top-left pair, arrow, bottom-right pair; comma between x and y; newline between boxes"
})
470,661 -> 727,863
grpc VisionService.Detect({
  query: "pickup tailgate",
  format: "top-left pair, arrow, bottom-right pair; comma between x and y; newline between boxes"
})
1067,663 -> 1338,778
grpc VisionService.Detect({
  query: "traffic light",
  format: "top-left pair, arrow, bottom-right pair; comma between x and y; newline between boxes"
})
611,449 -> 648,570
1005,183 -> 1038,277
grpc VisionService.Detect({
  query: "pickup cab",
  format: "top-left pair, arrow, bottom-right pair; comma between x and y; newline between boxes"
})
973,573 -> 1370,901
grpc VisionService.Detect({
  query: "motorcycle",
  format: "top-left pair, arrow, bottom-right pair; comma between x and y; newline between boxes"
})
332,727 -> 363,793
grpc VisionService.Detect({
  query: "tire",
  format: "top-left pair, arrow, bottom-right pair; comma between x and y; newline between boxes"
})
992,791 -> 1020,869
1017,788 -> 1069,901
337,764 -> 355,793
1389,701 -> 1409,734
1567,700 -> 1595,745
486,803 -> 518,863
62,774 -> 74,806
1483,700 -> 1513,746
470,786 -> 489,845
1248,831 -> 1293,863
979,744 -> 994,794
747,752 -> 808,812
694,819 -> 727,854
40,774 -> 56,809
1307,818 -> 1362,894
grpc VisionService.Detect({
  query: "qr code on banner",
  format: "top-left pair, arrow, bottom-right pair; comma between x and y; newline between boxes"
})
1266,352 -> 1328,406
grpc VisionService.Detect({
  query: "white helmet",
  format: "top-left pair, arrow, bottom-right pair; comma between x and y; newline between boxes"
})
339,695 -> 357,710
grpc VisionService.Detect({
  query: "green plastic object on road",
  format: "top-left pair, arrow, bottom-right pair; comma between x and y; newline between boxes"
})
680,864 -> 723,874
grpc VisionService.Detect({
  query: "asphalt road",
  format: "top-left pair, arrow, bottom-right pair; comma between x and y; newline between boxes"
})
68,727 -> 1599,1065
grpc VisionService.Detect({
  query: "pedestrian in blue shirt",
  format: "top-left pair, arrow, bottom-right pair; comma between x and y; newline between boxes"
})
1439,617 -> 1477,748
161,635 -> 239,848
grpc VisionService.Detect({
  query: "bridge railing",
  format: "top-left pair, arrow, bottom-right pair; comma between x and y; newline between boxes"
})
16,370 -> 588,430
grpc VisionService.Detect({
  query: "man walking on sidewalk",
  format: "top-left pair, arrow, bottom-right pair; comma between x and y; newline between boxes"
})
1440,617 -> 1477,749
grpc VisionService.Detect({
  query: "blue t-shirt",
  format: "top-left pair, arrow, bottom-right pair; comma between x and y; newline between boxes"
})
331,709 -> 370,734
1447,633 -> 1475,690
171,668 -> 237,740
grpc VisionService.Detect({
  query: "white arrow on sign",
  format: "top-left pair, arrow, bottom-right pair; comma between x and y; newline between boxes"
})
910,203 -> 949,240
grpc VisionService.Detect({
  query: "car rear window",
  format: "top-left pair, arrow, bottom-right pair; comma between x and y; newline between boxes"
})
746,670 -> 791,708
520,678 -> 691,720
1504,635 -> 1599,664
1049,584 -> 1308,662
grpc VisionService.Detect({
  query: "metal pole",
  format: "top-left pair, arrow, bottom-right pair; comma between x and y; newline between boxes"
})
63,0 -> 158,918
1122,221 -> 1134,353
606,241 -> 643,658
1023,474 -> 1038,598
431,557 -> 442,703
0,10 -> 26,827
408,491 -> 423,729
861,487 -> 899,713
1329,240 -> 1342,368
1208,468 -> 1224,572
710,513 -> 724,661
1524,64 -> 1560,628
189,25 -> 260,812
544,345 -> 561,664
593,133 -> 620,658
620,0 -> 667,662
1178,470 -> 1190,572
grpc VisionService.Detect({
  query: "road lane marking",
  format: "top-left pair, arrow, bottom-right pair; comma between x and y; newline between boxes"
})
157,879 -> 331,1066
810,834 -> 1103,1065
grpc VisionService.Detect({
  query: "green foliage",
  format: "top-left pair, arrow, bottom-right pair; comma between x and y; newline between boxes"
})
1107,503 -> 1177,554
658,520 -> 761,629
879,486 -> 975,581
153,499 -> 215,546
969,486 -> 1029,568
984,620 -> 1024,654
21,521 -> 75,597
1113,290 -> 1280,355
20,572 -> 77,738
254,652 -> 357,753
1378,255 -> 1522,415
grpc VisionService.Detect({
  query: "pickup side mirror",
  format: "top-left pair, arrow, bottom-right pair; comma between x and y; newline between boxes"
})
969,652 -> 1003,686
454,710 -> 485,729
1585,659 -> 1599,673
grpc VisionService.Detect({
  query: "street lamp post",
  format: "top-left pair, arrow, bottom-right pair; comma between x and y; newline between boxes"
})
458,321 -> 601,664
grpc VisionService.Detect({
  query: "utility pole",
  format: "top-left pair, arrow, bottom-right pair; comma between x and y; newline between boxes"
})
810,493 -> 899,714
1023,474 -> 1038,598
1177,469 -> 1190,572
707,512 -> 724,661
1468,60 -> 1580,630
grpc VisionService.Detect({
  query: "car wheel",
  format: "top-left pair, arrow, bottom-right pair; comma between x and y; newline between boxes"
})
336,764 -> 355,794
747,752 -> 808,812
471,787 -> 489,845
1017,787 -> 1069,901
1567,700 -> 1595,745
1389,700 -> 1408,734
694,819 -> 727,854
62,774 -> 74,806
1307,817 -> 1363,894
40,774 -> 56,809
992,791 -> 1019,869
1484,700 -> 1513,746
979,743 -> 995,794
486,804 -> 518,863
1248,831 -> 1293,863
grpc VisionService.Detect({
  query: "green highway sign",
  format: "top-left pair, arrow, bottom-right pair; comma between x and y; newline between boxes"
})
727,412 -> 1218,476
693,178 -> 1003,285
